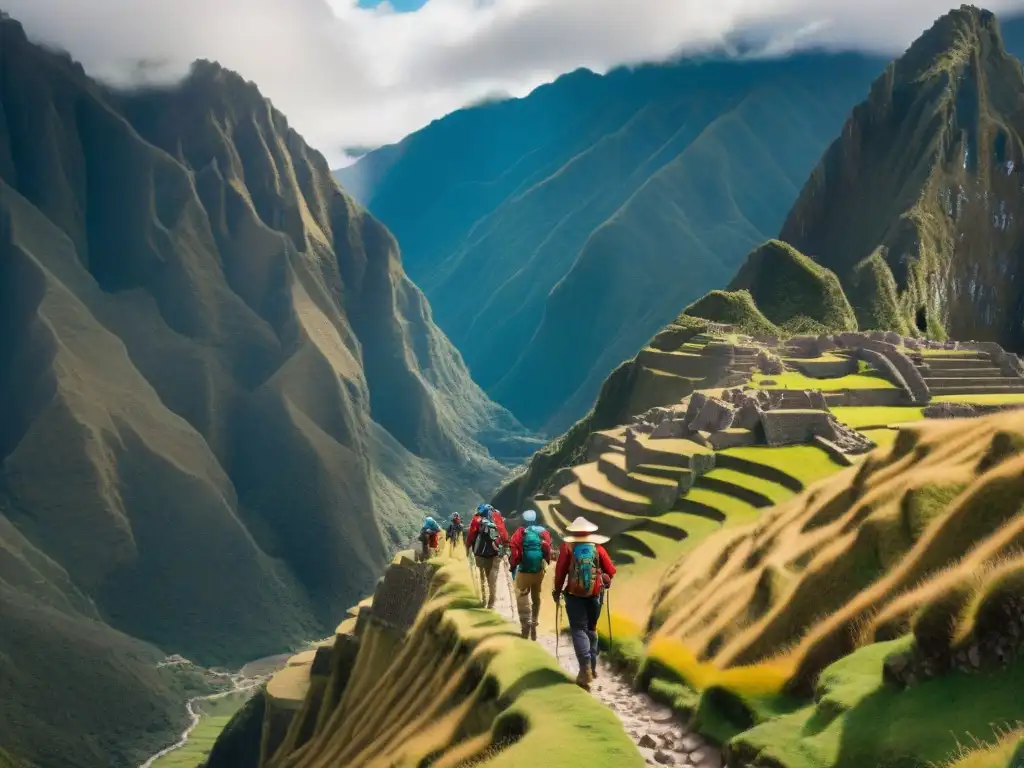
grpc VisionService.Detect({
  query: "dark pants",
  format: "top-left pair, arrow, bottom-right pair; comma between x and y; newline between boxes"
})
564,592 -> 603,672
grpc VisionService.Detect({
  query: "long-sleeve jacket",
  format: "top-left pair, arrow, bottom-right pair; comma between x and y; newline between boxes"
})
553,542 -> 616,595
466,511 -> 509,550
508,526 -> 552,570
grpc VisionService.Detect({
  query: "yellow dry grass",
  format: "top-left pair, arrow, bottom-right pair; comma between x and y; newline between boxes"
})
644,410 -> 1024,694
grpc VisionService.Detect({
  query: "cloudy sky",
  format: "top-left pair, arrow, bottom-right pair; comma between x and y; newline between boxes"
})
6,0 -> 1021,166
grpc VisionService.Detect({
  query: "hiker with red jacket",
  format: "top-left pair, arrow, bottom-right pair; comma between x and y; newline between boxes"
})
465,505 -> 510,609
552,516 -> 616,690
417,516 -> 442,562
508,509 -> 552,640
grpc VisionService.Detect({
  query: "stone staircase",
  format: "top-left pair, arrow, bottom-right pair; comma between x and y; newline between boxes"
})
915,351 -> 1024,397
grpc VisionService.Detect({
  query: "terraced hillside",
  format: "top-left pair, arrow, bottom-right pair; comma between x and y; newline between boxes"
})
0,14 -> 535,768
492,315 -> 1024,768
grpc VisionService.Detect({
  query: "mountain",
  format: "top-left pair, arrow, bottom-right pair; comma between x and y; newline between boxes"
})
338,12 -> 1024,435
337,53 -> 890,433
778,7 -> 1024,345
0,14 -> 532,767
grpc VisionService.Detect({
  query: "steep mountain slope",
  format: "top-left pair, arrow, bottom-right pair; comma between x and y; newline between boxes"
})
779,7 -> 1024,342
0,14 -> 530,767
338,53 -> 889,432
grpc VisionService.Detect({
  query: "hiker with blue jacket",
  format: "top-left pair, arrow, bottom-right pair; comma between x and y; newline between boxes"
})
508,509 -> 552,640
552,516 -> 616,690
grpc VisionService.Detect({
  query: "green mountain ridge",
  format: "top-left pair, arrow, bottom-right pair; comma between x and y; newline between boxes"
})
337,53 -> 890,433
0,15 -> 534,767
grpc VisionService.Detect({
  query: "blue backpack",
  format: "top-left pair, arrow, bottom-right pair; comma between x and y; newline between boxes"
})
567,543 -> 601,597
519,526 -> 546,573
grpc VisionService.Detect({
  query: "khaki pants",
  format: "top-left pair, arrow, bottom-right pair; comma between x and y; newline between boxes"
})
475,556 -> 501,608
515,568 -> 545,636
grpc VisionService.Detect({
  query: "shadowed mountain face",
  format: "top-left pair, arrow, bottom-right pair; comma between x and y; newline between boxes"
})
337,53 -> 891,432
780,8 -> 1024,343
0,15 -> 531,767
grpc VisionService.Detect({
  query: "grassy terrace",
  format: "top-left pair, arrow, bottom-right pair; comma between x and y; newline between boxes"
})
933,393 -> 1024,404
751,371 -> 894,390
829,406 -> 925,428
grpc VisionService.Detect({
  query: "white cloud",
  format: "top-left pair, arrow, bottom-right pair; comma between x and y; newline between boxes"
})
5,0 -> 1021,166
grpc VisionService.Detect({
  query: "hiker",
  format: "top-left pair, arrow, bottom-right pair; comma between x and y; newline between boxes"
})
508,509 -> 552,640
465,504 -> 509,608
552,516 -> 616,690
446,512 -> 464,550
418,516 -> 442,562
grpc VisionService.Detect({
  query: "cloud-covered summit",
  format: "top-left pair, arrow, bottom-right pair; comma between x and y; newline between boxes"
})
5,0 -> 1021,165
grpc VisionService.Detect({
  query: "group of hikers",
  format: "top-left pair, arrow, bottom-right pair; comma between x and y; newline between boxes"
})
417,503 -> 616,690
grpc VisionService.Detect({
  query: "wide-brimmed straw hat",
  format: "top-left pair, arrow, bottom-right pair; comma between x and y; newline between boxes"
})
562,516 -> 610,544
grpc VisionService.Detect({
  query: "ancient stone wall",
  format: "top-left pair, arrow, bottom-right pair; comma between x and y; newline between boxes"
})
370,562 -> 434,634
760,410 -> 834,447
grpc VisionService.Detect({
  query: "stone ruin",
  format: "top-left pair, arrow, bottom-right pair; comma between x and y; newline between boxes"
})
628,388 -> 875,459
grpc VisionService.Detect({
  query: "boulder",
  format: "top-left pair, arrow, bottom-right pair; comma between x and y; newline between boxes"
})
883,331 -> 902,345
689,397 -> 735,433
684,391 -> 708,427
732,399 -> 764,431
650,419 -> 687,439
808,390 -> 829,411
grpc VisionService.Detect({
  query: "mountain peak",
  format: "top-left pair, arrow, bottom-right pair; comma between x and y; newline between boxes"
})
779,5 -> 1024,344
894,4 -> 1007,85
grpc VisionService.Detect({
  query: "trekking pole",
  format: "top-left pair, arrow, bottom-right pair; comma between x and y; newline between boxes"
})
467,550 -> 479,599
502,553 -> 518,623
554,599 -> 562,663
605,588 -> 613,649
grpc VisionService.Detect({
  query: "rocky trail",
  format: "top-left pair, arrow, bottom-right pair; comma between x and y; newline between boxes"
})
489,562 -> 724,768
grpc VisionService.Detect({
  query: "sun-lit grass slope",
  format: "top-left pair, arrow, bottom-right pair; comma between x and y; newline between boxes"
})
340,51 -> 887,431
726,240 -> 858,334
0,14 -> 532,766
728,637 -> 1024,768
235,556 -> 641,768
944,728 -> 1023,768
779,6 -> 1024,343
647,409 -> 1024,707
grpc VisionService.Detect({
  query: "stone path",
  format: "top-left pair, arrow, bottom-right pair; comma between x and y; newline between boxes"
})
490,563 -> 723,768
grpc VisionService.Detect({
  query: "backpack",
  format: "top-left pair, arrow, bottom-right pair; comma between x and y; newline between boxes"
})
473,517 -> 501,558
566,543 -> 601,597
519,526 -> 546,574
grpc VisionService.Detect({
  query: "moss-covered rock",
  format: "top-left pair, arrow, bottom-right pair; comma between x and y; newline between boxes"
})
682,289 -> 781,337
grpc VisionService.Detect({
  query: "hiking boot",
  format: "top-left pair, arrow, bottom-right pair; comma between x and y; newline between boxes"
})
529,623 -> 537,641
590,662 -> 598,679
520,624 -> 531,639
575,667 -> 593,691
